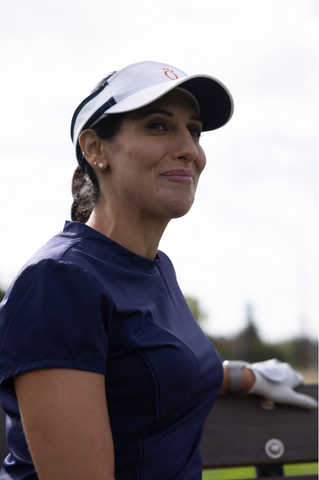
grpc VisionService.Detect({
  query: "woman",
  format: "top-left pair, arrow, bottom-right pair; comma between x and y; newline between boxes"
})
0,61 -> 316,480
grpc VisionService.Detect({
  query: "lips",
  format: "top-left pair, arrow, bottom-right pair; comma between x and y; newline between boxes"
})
161,169 -> 194,184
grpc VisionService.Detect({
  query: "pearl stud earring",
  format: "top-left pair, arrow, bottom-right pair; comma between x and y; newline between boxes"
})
94,162 -> 97,166
98,163 -> 104,169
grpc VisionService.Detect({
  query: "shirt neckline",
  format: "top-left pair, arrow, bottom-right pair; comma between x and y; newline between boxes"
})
62,221 -> 161,274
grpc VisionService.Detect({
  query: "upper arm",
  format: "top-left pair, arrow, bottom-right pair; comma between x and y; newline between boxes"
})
14,368 -> 115,480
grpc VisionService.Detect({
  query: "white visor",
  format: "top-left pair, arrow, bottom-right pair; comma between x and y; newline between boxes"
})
71,60 -> 234,145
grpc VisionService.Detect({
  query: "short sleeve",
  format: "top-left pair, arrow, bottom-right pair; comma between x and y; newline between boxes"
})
0,259 -> 112,387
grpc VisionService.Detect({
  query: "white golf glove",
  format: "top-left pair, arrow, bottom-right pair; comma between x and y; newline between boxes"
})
247,358 -> 317,410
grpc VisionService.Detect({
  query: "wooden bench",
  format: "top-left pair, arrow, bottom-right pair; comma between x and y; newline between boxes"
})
0,385 -> 317,478
201,384 -> 318,479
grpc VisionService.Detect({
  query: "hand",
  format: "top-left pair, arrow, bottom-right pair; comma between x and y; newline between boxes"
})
246,358 -> 318,410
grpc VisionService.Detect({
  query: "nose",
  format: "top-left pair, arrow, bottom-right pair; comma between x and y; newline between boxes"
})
173,129 -> 199,163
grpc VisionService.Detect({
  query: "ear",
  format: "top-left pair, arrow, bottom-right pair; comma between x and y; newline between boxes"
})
79,130 -> 108,171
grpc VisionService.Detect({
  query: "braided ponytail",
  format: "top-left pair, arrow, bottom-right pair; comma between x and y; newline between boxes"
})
71,143 -> 99,223
71,72 -> 124,223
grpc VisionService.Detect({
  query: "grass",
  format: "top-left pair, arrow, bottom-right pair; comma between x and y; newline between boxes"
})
202,466 -> 255,479
202,463 -> 318,479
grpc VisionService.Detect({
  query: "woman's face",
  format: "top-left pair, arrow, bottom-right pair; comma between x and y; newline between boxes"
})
100,89 -> 206,222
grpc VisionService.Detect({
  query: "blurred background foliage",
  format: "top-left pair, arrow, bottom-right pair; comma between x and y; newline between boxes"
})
185,296 -> 318,381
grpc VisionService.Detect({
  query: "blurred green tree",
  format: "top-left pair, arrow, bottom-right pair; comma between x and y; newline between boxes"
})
0,288 -> 6,303
185,295 -> 207,325
209,303 -> 317,372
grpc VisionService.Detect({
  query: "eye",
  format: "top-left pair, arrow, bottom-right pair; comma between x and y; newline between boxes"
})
188,126 -> 202,138
146,120 -> 167,131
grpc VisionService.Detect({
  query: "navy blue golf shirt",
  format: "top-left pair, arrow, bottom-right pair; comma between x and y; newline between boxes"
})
0,221 -> 223,479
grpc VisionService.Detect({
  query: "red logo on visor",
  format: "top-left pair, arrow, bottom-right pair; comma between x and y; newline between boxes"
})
163,68 -> 179,80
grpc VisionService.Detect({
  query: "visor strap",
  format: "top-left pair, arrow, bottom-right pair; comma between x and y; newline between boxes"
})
81,97 -> 116,133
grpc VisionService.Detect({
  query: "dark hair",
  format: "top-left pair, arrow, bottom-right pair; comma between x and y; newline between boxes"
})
71,73 -> 124,223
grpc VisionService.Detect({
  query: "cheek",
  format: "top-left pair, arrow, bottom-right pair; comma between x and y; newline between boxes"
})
197,147 -> 207,175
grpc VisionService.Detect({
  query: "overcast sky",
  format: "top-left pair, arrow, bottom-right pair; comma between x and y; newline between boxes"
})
0,0 -> 317,342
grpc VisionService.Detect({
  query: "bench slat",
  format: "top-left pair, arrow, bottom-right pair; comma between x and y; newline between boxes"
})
201,384 -> 318,469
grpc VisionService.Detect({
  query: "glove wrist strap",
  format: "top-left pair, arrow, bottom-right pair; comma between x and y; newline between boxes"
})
223,360 -> 248,392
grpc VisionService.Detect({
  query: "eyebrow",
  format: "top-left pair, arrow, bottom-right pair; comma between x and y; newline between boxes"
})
140,108 -> 203,124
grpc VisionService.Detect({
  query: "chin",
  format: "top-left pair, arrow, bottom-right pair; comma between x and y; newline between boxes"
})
167,197 -> 195,219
